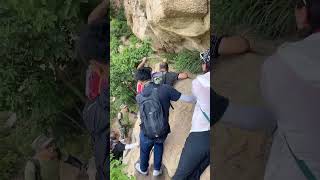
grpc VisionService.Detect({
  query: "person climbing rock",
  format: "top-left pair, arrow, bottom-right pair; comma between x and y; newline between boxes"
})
117,104 -> 136,140
24,135 -> 85,180
110,130 -> 139,161
134,67 -> 195,177
152,61 -> 189,86
213,0 -> 320,179
77,1 -> 109,179
136,57 -> 151,94
173,49 -> 210,180
136,57 -> 189,94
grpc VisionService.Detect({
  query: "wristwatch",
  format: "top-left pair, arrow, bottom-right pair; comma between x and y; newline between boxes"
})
212,88 -> 229,126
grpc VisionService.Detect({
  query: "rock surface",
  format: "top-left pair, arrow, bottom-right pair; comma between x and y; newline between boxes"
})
212,41 -> 277,180
123,0 -> 210,53
123,79 -> 210,179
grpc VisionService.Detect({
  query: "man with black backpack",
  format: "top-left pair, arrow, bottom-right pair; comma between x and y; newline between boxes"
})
134,67 -> 195,177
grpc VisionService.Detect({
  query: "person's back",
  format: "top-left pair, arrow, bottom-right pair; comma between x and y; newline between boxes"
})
214,1 -> 320,179
260,31 -> 320,180
134,67 -> 185,176
190,72 -> 210,132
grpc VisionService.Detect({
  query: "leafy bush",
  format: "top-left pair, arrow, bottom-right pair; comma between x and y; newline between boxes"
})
165,50 -> 201,74
0,0 -> 95,178
110,15 -> 152,120
110,157 -> 135,180
213,0 -> 296,39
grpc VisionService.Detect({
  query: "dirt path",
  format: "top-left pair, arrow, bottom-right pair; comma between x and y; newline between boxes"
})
135,165 -> 171,180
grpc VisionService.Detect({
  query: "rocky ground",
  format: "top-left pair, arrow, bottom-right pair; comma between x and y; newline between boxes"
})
211,37 -> 284,180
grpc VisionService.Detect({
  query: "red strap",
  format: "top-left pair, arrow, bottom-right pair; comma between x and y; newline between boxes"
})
88,70 -> 101,100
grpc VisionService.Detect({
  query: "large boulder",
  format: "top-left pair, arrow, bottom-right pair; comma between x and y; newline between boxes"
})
123,79 -> 210,179
123,0 -> 210,52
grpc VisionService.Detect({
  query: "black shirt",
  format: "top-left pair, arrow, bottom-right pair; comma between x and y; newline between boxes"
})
163,72 -> 179,86
140,83 -> 181,134
111,142 -> 125,160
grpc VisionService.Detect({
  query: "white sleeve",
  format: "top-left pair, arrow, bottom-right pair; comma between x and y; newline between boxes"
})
117,112 -> 122,120
179,94 -> 197,103
125,143 -> 139,150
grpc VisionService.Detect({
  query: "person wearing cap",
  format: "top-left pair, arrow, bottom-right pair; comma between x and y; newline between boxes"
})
24,135 -> 84,180
213,0 -> 320,179
172,49 -> 210,180
77,1 -> 109,179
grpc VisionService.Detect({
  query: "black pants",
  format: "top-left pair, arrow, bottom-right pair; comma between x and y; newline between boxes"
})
173,131 -> 210,180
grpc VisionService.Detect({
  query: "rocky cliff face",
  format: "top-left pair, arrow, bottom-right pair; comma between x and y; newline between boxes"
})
123,0 -> 210,53
123,79 -> 210,179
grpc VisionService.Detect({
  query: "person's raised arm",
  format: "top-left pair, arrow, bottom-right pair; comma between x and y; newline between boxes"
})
217,36 -> 250,56
88,0 -> 109,24
213,90 -> 277,134
137,57 -> 147,69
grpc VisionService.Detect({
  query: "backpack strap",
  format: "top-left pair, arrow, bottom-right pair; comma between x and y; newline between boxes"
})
30,159 -> 41,180
282,134 -> 317,180
162,72 -> 167,85
200,106 -> 210,123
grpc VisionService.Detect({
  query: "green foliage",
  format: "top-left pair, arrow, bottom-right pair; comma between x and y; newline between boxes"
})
213,0 -> 296,39
166,50 -> 201,74
110,157 -> 135,180
111,18 -> 132,39
0,0 -> 94,179
110,15 -> 153,120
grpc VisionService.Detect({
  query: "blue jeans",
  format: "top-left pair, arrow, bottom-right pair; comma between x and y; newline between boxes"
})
139,131 -> 167,171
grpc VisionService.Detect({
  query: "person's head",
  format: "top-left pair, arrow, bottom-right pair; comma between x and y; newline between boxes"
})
159,62 -> 169,72
110,130 -> 119,141
32,135 -> 59,160
77,20 -> 109,78
295,0 -> 320,33
120,104 -> 129,112
200,49 -> 210,73
135,67 -> 152,84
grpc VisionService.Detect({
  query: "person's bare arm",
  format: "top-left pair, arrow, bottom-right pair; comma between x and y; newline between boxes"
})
218,36 -> 250,56
136,57 -> 147,69
177,72 -> 188,80
88,0 -> 109,24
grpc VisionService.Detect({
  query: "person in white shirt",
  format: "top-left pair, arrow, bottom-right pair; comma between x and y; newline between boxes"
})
173,49 -> 211,180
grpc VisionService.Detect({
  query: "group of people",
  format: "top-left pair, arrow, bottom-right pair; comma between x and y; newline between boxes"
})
127,24 -> 250,179
214,0 -> 320,180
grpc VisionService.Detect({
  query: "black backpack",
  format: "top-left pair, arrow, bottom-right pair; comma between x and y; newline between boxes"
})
136,87 -> 167,139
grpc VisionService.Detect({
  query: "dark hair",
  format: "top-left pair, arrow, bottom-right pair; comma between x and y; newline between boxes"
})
76,20 -> 109,65
159,62 -> 169,71
135,67 -> 152,81
296,0 -> 320,31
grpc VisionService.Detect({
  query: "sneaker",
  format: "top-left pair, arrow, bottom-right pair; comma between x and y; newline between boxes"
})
135,163 -> 148,175
153,169 -> 163,176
